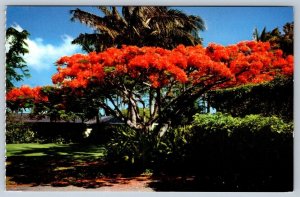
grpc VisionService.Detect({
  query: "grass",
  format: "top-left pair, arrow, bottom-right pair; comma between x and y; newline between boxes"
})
6,143 -> 106,160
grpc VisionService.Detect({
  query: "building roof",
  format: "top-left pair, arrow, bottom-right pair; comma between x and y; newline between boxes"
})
8,113 -> 123,124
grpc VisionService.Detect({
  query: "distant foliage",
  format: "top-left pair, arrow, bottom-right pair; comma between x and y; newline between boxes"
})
253,22 -> 293,56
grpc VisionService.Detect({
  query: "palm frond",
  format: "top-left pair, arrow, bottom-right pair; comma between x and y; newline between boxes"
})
260,27 -> 267,41
97,6 -> 112,16
71,6 -> 205,51
70,8 -> 119,39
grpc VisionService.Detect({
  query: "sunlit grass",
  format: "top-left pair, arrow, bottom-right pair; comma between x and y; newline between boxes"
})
6,143 -> 106,160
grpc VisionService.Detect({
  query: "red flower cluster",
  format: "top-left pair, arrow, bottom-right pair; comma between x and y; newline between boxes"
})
6,85 -> 48,108
52,41 -> 293,90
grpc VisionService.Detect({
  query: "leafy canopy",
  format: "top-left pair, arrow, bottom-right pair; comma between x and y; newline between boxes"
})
6,27 -> 30,90
71,6 -> 205,52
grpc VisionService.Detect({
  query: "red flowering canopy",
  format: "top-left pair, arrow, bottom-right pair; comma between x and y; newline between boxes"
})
7,41 -> 293,131
7,85 -> 48,110
52,41 -> 293,90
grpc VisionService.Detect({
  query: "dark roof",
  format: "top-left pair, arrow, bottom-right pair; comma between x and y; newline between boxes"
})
85,116 -> 123,125
100,116 -> 123,124
8,113 -> 123,124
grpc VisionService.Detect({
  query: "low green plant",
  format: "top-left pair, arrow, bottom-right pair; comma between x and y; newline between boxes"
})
6,122 -> 37,143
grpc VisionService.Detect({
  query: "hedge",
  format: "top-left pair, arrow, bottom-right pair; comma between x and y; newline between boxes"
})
208,76 -> 293,121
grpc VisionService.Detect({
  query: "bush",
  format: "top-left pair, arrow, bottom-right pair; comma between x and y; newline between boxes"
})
183,113 -> 293,190
208,76 -> 293,121
105,124 -> 190,171
105,113 -> 293,171
105,125 -> 157,171
6,122 -> 37,143
192,113 -> 293,134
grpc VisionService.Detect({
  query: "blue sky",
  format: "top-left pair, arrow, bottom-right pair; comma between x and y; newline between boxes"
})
6,6 -> 293,87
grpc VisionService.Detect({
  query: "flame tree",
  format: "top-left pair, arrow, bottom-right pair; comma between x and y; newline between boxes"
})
7,41 -> 293,135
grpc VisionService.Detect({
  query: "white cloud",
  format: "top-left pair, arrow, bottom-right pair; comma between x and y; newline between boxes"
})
7,23 -> 81,71
24,35 -> 81,71
11,23 -> 24,32
5,23 -> 24,53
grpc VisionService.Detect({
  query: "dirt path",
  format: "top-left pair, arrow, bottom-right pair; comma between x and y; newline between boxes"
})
6,176 -> 156,192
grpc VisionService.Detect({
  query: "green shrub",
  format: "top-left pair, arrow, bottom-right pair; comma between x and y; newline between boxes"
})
6,122 -> 37,143
208,76 -> 293,121
105,124 -> 191,171
105,125 -> 159,171
184,113 -> 293,180
192,113 -> 293,134
105,113 -> 293,174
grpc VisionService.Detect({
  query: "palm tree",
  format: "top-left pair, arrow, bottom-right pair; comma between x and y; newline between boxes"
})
70,6 -> 205,52
253,27 -> 267,41
253,22 -> 293,56
281,22 -> 294,55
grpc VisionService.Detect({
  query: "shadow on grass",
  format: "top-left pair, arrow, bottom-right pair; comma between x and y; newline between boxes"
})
6,143 -> 145,189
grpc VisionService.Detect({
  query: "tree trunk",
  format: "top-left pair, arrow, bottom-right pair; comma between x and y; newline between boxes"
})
130,97 -> 137,127
156,88 -> 161,125
96,112 -> 100,124
149,88 -> 154,117
206,94 -> 210,113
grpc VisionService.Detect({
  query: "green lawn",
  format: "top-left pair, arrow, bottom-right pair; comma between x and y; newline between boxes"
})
6,143 -> 106,159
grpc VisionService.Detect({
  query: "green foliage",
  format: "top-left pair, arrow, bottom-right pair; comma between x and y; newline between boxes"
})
105,112 -> 293,181
6,27 -> 30,90
6,122 -> 37,143
105,126 -> 155,168
154,125 -> 192,167
31,86 -> 102,122
188,113 -> 293,176
121,108 -> 151,120
105,124 -> 189,169
192,112 -> 293,134
208,76 -> 293,121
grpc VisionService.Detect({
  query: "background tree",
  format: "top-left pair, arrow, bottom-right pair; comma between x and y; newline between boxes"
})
253,22 -> 293,55
6,27 -> 30,90
70,6 -> 205,52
